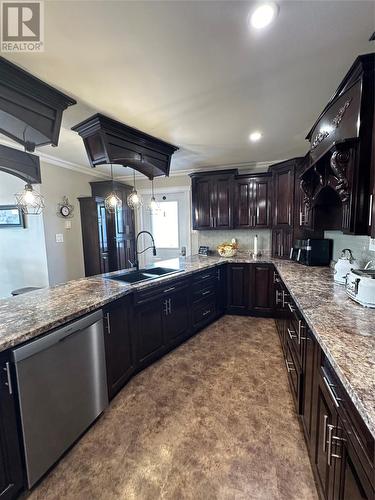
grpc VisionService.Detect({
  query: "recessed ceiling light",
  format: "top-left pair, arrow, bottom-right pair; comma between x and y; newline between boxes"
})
249,131 -> 262,142
249,2 -> 278,30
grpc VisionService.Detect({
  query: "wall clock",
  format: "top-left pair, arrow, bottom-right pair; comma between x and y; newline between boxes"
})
57,196 -> 74,219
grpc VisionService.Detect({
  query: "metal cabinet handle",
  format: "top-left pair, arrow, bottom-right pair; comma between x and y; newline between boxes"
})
323,375 -> 341,408
285,358 -> 295,373
369,194 -> 373,227
201,274 -> 211,280
105,313 -> 111,334
3,362 -> 12,395
168,298 -> 172,314
297,320 -> 306,344
323,415 -> 328,452
163,299 -> 169,315
202,309 -> 211,317
163,286 -> 176,293
202,290 -> 211,296
288,302 -> 295,313
287,328 -> 297,340
273,272 -> 280,284
326,424 -> 343,466
275,290 -> 282,305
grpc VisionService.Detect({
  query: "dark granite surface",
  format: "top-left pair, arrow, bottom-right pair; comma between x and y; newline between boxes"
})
0,254 -> 374,438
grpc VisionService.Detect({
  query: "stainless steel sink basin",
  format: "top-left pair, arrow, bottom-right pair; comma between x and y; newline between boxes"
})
107,267 -> 182,284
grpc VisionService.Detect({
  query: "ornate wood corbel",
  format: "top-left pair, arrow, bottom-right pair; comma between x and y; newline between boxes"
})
330,149 -> 350,203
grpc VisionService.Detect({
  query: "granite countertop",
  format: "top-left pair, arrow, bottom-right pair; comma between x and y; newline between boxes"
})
0,254 -> 374,439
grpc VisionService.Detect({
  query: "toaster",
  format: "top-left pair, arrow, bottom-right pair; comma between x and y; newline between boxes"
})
345,269 -> 375,308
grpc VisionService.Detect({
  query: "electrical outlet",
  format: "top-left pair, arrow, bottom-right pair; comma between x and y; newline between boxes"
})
64,220 -> 72,230
55,233 -> 64,243
369,238 -> 375,252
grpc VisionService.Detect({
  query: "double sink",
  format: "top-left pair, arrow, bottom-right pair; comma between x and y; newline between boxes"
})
107,267 -> 183,284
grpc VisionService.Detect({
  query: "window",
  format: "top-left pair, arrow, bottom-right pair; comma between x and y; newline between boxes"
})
151,201 -> 179,248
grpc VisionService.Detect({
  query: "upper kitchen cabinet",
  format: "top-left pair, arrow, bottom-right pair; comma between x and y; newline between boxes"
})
0,57 -> 76,152
269,158 -> 299,228
72,114 -> 178,179
301,54 -> 375,235
79,181 -> 135,277
234,173 -> 271,229
190,170 -> 236,230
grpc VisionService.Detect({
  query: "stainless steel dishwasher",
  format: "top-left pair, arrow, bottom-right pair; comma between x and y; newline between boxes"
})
12,309 -> 108,488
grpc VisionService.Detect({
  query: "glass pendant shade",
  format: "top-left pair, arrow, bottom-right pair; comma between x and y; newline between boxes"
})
104,192 -> 122,213
147,177 -> 160,214
127,188 -> 143,210
15,183 -> 45,215
127,169 -> 143,210
104,164 -> 122,213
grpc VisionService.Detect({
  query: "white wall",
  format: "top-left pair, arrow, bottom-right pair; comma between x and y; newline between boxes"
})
0,172 -> 49,298
39,161 -> 101,285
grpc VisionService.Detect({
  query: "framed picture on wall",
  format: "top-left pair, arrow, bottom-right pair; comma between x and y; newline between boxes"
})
0,205 -> 25,228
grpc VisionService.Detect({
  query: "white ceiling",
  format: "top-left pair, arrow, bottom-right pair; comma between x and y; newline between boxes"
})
3,0 -> 375,178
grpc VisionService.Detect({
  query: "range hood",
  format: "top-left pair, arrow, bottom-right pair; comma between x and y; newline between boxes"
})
0,57 -> 76,152
71,114 -> 178,179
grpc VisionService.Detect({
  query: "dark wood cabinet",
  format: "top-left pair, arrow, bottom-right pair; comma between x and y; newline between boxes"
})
270,159 -> 296,228
248,264 -> 274,316
135,296 -> 165,368
234,174 -> 271,228
216,265 -> 227,316
226,264 -> 249,313
190,170 -> 236,230
79,181 -> 135,277
163,284 -> 191,345
103,297 -> 135,400
301,328 -> 317,448
0,353 -> 24,500
271,228 -> 293,258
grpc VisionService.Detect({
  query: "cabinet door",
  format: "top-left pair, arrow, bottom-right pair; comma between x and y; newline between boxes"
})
333,418 -> 374,500
234,179 -> 251,228
0,354 -> 24,500
136,298 -> 164,368
214,176 -> 233,229
227,264 -> 249,313
273,164 -> 294,227
282,229 -> 293,259
216,265 -> 227,316
302,329 -> 316,446
192,178 -> 213,229
252,177 -> 271,228
248,264 -> 274,316
104,298 -> 135,400
314,374 -> 338,500
163,287 -> 190,344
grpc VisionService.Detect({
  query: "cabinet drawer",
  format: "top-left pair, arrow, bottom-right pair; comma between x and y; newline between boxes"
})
134,277 -> 190,305
192,268 -> 217,284
192,280 -> 216,302
192,297 -> 216,328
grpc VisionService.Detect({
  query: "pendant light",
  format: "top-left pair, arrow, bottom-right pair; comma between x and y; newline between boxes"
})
104,164 -> 122,213
127,169 -> 143,210
147,177 -> 160,214
15,183 -> 45,215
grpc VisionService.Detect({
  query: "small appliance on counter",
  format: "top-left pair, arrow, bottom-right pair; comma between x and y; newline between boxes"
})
345,269 -> 375,308
334,248 -> 359,284
290,238 -> 332,266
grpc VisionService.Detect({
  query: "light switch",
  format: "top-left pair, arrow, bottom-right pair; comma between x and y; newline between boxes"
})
369,238 -> 375,252
55,233 -> 64,243
64,220 -> 72,230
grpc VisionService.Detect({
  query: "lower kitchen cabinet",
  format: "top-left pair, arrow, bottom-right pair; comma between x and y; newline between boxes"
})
135,297 -> 165,369
248,264 -> 274,316
216,265 -> 227,316
227,264 -> 249,313
301,328 -> 317,447
103,297 -> 135,400
0,353 -> 24,500
163,284 -> 191,346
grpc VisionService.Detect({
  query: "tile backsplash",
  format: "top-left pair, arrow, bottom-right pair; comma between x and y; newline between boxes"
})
197,229 -> 271,256
324,231 -> 374,267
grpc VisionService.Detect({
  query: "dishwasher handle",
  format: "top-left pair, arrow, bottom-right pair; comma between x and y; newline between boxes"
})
12,310 -> 103,362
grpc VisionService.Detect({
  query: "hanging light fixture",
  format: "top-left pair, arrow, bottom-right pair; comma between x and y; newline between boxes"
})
127,169 -> 143,210
147,177 -> 160,214
104,164 -> 122,213
15,183 -> 45,215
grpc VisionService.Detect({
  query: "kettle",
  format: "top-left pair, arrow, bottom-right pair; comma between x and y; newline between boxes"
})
334,249 -> 359,285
